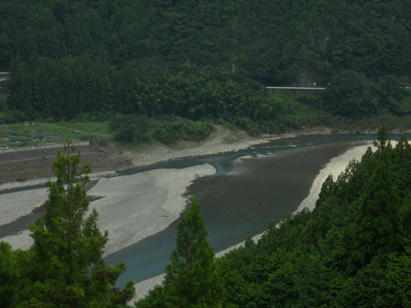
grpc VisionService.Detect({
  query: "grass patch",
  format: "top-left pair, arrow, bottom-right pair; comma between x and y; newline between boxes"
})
222,122 -> 237,132
170,143 -> 202,150
0,121 -> 112,147
223,136 -> 241,144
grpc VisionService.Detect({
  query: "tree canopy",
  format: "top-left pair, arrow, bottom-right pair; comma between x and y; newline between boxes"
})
214,133 -> 411,307
135,198 -> 225,308
0,0 -> 410,125
1,138 -> 135,307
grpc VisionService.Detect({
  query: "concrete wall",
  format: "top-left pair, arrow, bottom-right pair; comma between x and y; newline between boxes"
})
0,141 -> 89,154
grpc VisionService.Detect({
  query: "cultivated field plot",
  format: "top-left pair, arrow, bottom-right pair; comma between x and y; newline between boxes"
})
0,122 -> 110,148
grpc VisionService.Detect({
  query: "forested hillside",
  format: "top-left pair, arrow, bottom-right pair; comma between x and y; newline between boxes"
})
136,128 -> 411,307
0,0 -> 410,128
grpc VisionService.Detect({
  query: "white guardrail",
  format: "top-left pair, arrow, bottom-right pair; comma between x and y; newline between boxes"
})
266,87 -> 326,90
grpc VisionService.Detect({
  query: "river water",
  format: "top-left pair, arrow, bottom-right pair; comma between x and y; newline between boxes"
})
3,134 -> 405,286
105,134 -> 384,286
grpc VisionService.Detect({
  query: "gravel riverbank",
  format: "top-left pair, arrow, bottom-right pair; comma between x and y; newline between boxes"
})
0,126 -> 289,252
0,164 -> 217,255
117,126 -> 297,168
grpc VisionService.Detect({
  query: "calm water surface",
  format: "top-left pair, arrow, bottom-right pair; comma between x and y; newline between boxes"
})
3,135 -> 406,286
107,135 -> 387,286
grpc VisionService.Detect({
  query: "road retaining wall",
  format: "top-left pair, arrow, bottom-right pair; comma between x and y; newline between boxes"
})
0,141 -> 89,154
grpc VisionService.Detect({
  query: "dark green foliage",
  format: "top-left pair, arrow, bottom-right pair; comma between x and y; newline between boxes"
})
346,161 -> 406,274
163,197 -> 224,307
15,137 -> 135,307
321,70 -> 379,118
321,71 -> 408,119
211,130 -> 411,307
5,58 -> 308,134
109,114 -> 215,144
1,0 -> 410,125
374,125 -> 389,151
135,198 -> 225,308
157,117 -> 215,143
109,114 -> 150,143
0,242 -> 18,308
336,256 -> 411,307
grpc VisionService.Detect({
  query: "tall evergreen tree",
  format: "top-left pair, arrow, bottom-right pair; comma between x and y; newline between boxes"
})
162,197 -> 224,308
374,126 -> 389,152
0,242 -> 18,308
16,137 -> 135,307
347,161 -> 406,275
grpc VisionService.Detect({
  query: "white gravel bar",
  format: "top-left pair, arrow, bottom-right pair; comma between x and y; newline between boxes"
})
0,164 -> 216,255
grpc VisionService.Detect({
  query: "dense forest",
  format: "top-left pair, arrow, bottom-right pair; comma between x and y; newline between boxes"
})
135,128 -> 411,307
0,0 -> 410,131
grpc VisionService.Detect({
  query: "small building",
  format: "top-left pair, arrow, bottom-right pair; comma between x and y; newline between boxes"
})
24,121 -> 35,126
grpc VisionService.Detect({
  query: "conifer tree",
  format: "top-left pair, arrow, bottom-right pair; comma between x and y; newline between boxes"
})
347,161 -> 406,275
0,242 -> 18,308
16,137 -> 135,307
373,126 -> 389,152
162,197 -> 224,308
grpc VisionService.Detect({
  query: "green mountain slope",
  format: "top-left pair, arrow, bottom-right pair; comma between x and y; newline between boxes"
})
213,129 -> 411,307
0,0 -> 410,125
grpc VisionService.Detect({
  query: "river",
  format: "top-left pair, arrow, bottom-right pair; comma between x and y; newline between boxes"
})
2,134 -> 404,287
105,134 -> 383,286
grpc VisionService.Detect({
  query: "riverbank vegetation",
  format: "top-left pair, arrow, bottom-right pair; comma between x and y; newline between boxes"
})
135,128 -> 411,307
0,0 -> 410,136
109,115 -> 215,144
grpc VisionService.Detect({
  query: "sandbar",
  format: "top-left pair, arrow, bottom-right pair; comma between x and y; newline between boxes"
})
0,164 -> 216,256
